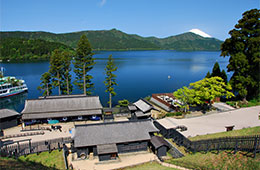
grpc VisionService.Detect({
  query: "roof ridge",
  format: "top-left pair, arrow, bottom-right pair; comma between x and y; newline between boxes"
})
27,95 -> 99,101
75,119 -> 152,127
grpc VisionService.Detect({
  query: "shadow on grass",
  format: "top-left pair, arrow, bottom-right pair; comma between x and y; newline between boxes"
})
0,156 -> 60,170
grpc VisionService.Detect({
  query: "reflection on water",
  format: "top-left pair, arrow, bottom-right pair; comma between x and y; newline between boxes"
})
0,92 -> 28,112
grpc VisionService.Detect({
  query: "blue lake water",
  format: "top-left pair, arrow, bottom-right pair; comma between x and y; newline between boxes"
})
0,50 -> 230,112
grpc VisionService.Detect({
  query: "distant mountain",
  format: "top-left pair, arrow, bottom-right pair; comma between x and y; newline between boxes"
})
0,37 -> 73,62
0,29 -> 223,51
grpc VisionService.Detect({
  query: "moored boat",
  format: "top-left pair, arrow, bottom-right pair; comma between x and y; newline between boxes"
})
0,76 -> 28,98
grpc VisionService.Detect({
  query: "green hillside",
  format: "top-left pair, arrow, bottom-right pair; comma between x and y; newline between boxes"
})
0,38 -> 74,62
0,29 -> 223,51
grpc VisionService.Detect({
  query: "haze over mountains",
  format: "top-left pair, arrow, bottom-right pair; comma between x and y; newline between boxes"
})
0,29 -> 222,51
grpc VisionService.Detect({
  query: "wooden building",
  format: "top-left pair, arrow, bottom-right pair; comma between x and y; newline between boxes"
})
129,99 -> 154,119
150,93 -> 179,112
0,109 -> 20,129
22,95 -> 103,124
150,136 -> 170,157
72,120 -> 159,161
103,108 -> 114,122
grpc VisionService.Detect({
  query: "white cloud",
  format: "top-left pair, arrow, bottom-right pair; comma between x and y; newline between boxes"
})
100,0 -> 107,6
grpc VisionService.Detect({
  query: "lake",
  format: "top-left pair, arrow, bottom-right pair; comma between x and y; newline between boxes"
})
0,50 -> 230,112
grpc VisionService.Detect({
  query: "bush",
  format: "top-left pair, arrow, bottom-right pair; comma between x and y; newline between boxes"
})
166,112 -> 183,117
117,99 -> 129,107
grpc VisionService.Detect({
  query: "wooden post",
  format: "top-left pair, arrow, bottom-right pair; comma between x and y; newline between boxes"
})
29,139 -> 32,154
17,142 -> 20,157
253,136 -> 258,158
234,139 -> 238,154
58,142 -> 61,151
48,144 -> 51,153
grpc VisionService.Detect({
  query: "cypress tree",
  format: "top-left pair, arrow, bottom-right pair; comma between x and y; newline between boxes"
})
221,69 -> 228,84
49,49 -> 64,95
211,62 -> 221,77
205,71 -> 211,78
221,9 -> 260,100
74,35 -> 95,95
38,72 -> 52,96
61,50 -> 73,95
104,55 -> 118,108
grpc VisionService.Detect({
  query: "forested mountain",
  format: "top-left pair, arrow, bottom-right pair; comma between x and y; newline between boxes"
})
0,38 -> 73,62
0,29 -> 222,51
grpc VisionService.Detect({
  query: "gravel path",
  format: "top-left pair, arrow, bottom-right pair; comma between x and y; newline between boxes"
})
158,106 -> 260,137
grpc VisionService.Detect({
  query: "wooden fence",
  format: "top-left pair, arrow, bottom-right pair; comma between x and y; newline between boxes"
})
0,137 -> 72,157
154,121 -> 260,157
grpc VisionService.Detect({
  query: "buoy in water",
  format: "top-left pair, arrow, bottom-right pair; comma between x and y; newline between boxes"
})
168,75 -> 171,79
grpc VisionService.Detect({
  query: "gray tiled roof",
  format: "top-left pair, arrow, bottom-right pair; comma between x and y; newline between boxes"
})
0,109 -> 19,119
74,120 -> 159,147
128,105 -> 137,111
97,143 -> 118,155
135,111 -> 151,118
150,136 -> 170,149
134,99 -> 152,113
22,109 -> 102,120
22,96 -> 103,120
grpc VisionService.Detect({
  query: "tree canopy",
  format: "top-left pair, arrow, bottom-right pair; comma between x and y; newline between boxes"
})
74,34 -> 95,95
104,55 -> 118,108
0,38 -> 73,62
174,77 -> 234,109
205,62 -> 228,84
221,9 -> 260,100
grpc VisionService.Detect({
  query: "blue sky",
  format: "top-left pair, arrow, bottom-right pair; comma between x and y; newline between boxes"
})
0,0 -> 259,40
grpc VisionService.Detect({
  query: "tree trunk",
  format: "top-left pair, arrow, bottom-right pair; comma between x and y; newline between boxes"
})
46,83 -> 49,96
66,71 -> 69,95
83,64 -> 86,95
109,79 -> 112,108
58,72 -> 61,95
109,92 -> 112,108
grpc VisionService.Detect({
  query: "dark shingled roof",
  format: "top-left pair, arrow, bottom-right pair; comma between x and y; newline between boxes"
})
22,96 -> 103,120
74,120 -> 159,147
97,143 -> 118,155
0,109 -> 20,119
150,136 -> 170,149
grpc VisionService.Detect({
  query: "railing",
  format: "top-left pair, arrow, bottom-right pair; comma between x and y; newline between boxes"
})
0,137 -> 72,157
154,121 -> 260,157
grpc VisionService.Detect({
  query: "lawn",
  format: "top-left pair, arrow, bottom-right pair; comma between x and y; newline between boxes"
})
226,98 -> 260,108
165,126 -> 260,170
0,150 -> 65,170
166,151 -> 260,170
189,126 -> 260,141
121,162 -> 178,170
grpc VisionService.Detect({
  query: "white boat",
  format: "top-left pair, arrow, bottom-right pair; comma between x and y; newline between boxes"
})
0,76 -> 28,98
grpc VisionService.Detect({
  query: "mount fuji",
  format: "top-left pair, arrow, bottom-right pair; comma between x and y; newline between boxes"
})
189,29 -> 212,38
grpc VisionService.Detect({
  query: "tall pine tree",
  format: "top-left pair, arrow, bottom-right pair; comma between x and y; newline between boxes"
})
38,72 -> 52,96
74,35 -> 95,95
104,55 -> 117,108
221,9 -> 260,100
49,49 -> 64,95
211,62 -> 221,77
61,50 -> 73,95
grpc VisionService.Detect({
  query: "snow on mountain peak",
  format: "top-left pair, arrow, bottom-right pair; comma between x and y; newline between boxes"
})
189,29 -> 211,38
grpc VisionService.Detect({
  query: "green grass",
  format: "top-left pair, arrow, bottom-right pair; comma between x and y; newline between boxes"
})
226,98 -> 260,108
0,150 -> 65,170
166,151 -> 260,170
120,162 -> 178,170
189,126 -> 260,141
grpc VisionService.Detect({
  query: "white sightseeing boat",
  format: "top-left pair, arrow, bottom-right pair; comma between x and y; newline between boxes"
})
0,76 -> 28,98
